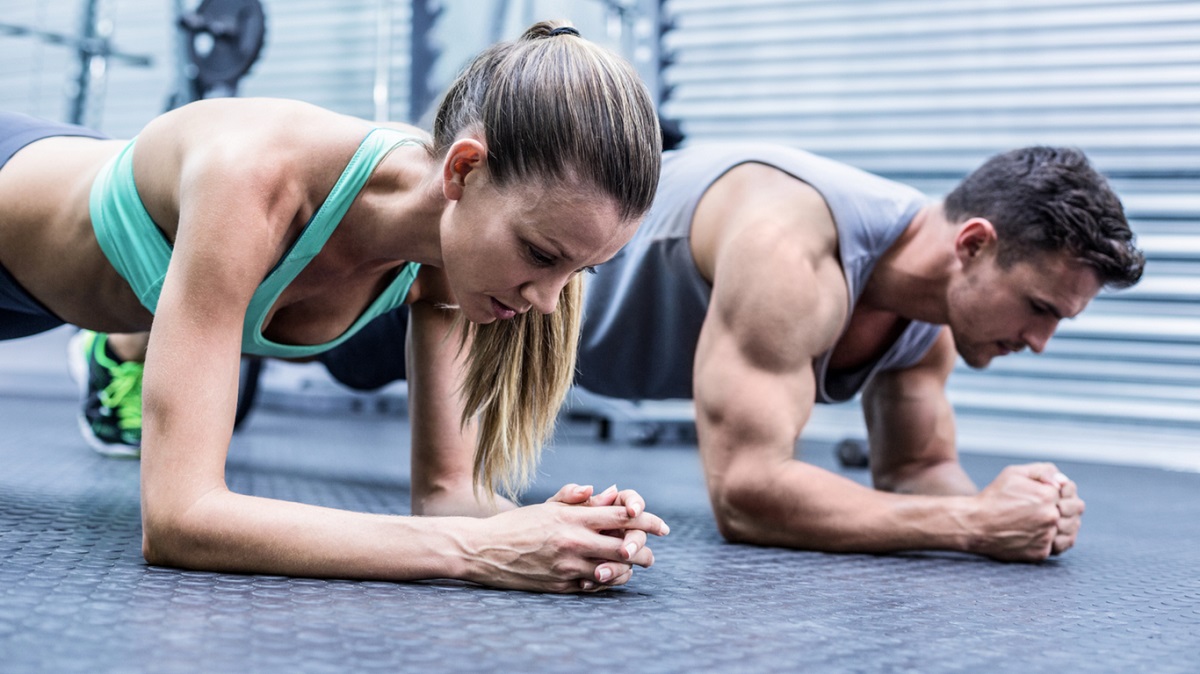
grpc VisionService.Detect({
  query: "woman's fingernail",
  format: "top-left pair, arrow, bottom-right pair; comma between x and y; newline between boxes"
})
603,484 -> 618,495
580,580 -> 595,591
661,523 -> 671,535
625,543 -> 637,559
575,485 -> 591,495
1053,472 -> 1069,484
597,567 -> 613,582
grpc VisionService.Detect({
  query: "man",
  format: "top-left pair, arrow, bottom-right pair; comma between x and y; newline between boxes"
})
71,144 -> 1143,561
572,143 -> 1142,562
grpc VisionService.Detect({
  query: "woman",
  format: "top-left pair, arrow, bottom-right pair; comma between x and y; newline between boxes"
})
0,21 -> 667,593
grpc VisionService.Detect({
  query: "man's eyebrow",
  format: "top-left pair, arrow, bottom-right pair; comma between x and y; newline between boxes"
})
1034,296 -> 1065,320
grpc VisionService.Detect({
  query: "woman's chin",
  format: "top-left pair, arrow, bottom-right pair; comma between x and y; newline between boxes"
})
464,305 -> 497,325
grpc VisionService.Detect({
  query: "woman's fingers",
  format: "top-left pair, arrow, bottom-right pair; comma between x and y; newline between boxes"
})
587,486 -> 648,517
586,564 -> 635,591
545,483 -> 594,505
613,488 -> 646,517
577,504 -> 670,537
617,529 -> 648,560
501,492 -> 669,593
480,501 -> 668,593
545,484 -> 650,520
544,486 -> 669,536
574,529 -> 657,569
587,484 -> 619,507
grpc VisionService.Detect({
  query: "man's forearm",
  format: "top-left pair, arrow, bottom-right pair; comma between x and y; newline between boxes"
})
712,459 -> 981,554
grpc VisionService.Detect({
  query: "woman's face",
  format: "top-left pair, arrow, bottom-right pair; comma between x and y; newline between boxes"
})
440,168 -> 636,325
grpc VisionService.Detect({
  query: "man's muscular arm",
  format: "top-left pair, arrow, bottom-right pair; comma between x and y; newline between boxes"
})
695,212 -> 976,555
693,214 -> 1073,561
863,329 -> 977,496
863,328 -> 1085,557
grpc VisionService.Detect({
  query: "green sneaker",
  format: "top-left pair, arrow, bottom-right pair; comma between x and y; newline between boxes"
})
67,330 -> 143,458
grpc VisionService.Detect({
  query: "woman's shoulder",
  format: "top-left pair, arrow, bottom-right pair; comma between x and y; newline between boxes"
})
139,99 -> 375,182
145,99 -> 368,154
155,97 -> 347,125
373,120 -> 432,144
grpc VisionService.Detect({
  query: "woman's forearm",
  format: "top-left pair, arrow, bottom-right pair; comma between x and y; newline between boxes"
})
141,485 -> 667,592
142,487 -> 474,582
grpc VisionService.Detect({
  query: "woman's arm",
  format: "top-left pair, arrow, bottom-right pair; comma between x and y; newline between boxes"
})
134,119 -> 666,592
405,291 -> 511,516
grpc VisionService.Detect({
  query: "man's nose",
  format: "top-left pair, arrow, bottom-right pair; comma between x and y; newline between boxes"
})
1022,319 -> 1058,354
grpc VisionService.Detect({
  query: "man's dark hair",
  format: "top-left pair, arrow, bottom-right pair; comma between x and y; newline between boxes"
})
943,146 -> 1145,289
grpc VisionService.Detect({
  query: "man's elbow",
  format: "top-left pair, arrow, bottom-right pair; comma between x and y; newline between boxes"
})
709,479 -> 770,544
709,471 -> 840,551
872,458 -> 978,497
871,467 -> 906,494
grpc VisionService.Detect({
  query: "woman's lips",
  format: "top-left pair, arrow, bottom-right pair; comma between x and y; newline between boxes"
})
491,297 -> 517,320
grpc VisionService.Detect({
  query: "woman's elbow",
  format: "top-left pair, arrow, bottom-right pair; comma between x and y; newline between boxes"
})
139,490 -> 214,567
141,502 -> 186,566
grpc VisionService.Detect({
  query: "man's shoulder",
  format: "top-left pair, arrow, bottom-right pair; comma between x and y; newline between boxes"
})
698,161 -> 840,262
706,207 -> 850,372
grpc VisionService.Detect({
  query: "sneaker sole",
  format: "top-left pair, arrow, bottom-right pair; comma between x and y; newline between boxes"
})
66,330 -> 88,389
75,414 -> 142,459
67,331 -> 142,460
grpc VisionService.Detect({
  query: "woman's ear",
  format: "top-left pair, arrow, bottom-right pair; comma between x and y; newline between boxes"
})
442,138 -> 487,201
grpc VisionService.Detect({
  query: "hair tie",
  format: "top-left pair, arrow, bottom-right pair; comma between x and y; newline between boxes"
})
548,26 -> 580,38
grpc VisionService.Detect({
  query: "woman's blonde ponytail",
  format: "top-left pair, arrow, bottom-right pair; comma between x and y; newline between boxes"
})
458,276 -> 583,498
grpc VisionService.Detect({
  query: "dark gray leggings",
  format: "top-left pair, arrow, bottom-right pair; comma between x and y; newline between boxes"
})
317,307 -> 409,390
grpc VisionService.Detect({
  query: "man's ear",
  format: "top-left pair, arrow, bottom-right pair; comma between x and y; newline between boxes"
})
442,138 -> 487,201
954,217 -> 998,264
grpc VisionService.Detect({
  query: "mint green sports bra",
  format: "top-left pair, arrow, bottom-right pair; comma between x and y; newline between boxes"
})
88,128 -> 422,358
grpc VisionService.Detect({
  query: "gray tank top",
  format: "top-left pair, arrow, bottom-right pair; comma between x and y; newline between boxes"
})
577,142 -> 943,403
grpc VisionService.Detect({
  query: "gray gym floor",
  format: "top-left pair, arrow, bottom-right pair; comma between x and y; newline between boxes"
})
1,329 -> 1198,673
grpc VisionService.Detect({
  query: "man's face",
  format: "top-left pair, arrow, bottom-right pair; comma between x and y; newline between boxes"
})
947,249 -> 1103,369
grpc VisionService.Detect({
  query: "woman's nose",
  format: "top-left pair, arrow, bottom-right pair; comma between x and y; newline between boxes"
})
521,277 -> 561,315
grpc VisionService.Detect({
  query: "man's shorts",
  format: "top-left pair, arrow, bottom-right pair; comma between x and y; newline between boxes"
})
0,112 -> 107,339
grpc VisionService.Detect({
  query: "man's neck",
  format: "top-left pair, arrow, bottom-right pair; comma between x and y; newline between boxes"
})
858,203 -> 956,325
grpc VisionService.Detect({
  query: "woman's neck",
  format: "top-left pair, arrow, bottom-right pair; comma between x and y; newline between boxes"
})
361,146 -> 447,269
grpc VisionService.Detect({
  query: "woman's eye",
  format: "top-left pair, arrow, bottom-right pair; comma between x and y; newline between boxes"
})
528,245 -> 555,266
